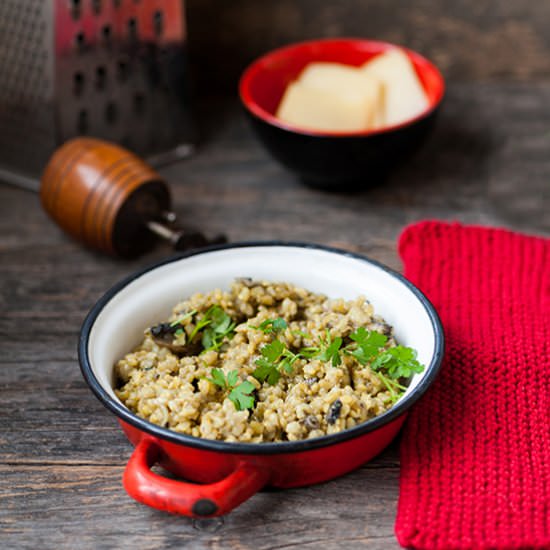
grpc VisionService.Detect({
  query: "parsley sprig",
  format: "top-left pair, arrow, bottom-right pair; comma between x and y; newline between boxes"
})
248,318 -> 424,402
170,310 -> 197,339
170,309 -> 197,328
301,329 -> 343,367
253,339 -> 301,384
249,317 -> 300,384
343,327 -> 423,402
188,306 -> 236,352
205,368 -> 256,411
347,327 -> 387,364
249,317 -> 288,334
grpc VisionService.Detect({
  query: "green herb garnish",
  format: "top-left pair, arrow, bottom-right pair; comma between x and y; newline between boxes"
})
250,317 -> 288,334
188,305 -> 236,352
170,309 -> 197,328
301,329 -> 343,367
253,339 -> 301,384
205,367 -> 234,389
370,345 -> 424,380
228,381 -> 256,411
347,327 -> 388,364
201,306 -> 236,351
205,368 -> 255,411
291,329 -> 311,338
248,319 -> 424,401
344,328 -> 424,402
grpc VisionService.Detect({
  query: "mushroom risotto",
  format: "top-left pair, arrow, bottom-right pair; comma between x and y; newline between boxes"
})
114,279 -> 424,442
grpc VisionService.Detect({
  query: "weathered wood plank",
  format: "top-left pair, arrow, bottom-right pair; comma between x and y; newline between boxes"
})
0,462 -> 400,550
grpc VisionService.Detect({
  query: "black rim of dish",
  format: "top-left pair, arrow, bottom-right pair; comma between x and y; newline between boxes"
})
79,241 -> 445,455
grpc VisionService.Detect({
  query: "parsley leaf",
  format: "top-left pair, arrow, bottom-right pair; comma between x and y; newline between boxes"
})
252,340 -> 284,384
229,380 -> 256,411
226,369 -> 239,388
253,357 -> 282,385
188,305 -> 236,352
205,367 -> 229,389
344,329 -> 424,403
347,327 -> 388,364
252,338 -> 301,385
370,346 -> 424,379
279,356 -> 295,374
201,306 -> 236,351
250,317 -> 288,334
188,315 -> 212,343
318,331 -> 343,367
260,339 -> 285,361
204,368 -> 256,411
299,330 -> 342,366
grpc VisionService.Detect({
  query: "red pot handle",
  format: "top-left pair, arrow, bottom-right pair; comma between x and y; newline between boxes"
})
123,438 -> 269,517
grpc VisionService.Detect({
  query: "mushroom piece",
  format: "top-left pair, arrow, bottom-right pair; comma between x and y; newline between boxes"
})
326,399 -> 343,425
150,322 -> 199,355
235,277 -> 256,287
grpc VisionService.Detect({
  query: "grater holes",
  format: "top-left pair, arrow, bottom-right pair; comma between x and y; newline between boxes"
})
153,10 -> 163,36
70,0 -> 81,19
112,0 -> 121,7
117,59 -> 129,82
91,0 -> 102,15
95,66 -> 107,90
75,31 -> 86,52
77,109 -> 88,134
73,72 -> 84,95
101,24 -> 112,45
127,17 -> 138,41
105,102 -> 117,124
0,0 -> 51,169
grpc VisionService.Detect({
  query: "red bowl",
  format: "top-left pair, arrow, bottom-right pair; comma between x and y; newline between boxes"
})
239,38 -> 445,187
79,243 -> 444,517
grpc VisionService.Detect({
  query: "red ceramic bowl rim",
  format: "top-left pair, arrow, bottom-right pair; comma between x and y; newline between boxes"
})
79,241 -> 445,456
239,38 -> 446,138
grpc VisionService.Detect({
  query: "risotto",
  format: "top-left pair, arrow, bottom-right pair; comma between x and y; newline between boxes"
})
114,279 -> 423,442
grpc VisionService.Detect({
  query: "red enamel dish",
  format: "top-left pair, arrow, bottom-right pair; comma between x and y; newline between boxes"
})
239,39 -> 445,187
79,243 -> 444,517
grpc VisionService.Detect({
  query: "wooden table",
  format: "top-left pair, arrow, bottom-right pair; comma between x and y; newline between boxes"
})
1,84 -> 547,549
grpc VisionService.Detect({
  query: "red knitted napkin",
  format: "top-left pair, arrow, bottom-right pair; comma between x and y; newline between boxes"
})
396,221 -> 550,550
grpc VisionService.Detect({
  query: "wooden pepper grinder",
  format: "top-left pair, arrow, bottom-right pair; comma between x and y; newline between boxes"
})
39,137 -> 225,257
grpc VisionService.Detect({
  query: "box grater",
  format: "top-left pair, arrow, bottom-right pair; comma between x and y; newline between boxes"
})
0,0 -> 193,191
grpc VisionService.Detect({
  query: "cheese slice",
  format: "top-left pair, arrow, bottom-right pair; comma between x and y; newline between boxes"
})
362,49 -> 429,126
276,81 -> 377,132
298,62 -> 385,128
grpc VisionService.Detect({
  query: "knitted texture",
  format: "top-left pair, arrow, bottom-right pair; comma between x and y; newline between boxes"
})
395,221 -> 550,550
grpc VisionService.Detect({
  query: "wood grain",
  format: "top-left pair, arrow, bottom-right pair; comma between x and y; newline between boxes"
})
1,50 -> 549,550
186,0 -> 550,93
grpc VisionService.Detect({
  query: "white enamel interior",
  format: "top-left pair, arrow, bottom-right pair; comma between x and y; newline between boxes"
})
88,246 -> 437,404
